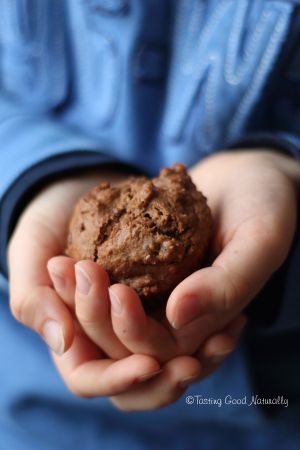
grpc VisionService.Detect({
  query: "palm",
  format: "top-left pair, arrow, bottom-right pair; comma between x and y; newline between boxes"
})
164,151 -> 297,340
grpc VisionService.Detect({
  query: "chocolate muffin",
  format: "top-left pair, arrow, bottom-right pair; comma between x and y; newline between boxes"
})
66,164 -> 212,307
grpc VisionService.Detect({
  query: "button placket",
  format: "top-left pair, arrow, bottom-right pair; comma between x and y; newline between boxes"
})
85,0 -> 129,16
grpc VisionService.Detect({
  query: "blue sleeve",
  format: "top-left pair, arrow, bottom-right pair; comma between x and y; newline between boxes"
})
221,7 -> 300,333
0,97 -> 117,279
228,131 -> 300,333
228,131 -> 300,162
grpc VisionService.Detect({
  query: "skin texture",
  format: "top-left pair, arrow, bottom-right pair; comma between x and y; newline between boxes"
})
8,149 -> 300,411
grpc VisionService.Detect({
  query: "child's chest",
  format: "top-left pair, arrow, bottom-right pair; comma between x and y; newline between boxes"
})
0,0 -> 297,160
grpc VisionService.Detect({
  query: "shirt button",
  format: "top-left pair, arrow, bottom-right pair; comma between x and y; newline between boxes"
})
133,44 -> 167,83
86,0 -> 129,16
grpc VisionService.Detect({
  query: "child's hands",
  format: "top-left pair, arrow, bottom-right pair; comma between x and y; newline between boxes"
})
8,166 -> 245,411
47,255 -> 245,410
166,149 -> 299,338
12,148 -> 294,410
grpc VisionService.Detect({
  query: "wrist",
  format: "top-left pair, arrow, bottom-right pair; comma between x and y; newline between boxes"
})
191,148 -> 300,188
262,150 -> 300,188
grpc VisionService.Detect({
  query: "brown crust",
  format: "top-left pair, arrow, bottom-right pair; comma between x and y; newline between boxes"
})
66,164 -> 212,306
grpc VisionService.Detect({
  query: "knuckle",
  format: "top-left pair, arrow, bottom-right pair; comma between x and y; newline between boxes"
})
216,265 -> 250,312
221,336 -> 236,352
154,390 -> 181,409
76,313 -> 95,328
110,385 -> 181,411
110,398 -> 135,412
75,301 -> 96,326
110,395 -> 174,412
223,277 -> 240,312
66,379 -> 90,399
9,286 -> 48,330
75,307 -> 97,329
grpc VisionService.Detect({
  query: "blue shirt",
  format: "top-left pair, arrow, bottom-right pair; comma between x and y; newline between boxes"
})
1,1 -> 300,448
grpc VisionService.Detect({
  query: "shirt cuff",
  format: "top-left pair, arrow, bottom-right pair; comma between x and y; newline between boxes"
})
245,216 -> 300,334
228,131 -> 300,162
0,114 -> 118,278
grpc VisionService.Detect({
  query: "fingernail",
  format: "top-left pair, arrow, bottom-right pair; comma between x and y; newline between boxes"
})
209,349 -> 233,365
75,266 -> 91,296
109,288 -> 122,315
48,270 -> 65,291
42,320 -> 65,356
179,375 -> 200,389
172,295 -> 201,329
136,369 -> 163,383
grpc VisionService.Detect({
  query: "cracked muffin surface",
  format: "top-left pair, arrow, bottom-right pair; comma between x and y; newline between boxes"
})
66,164 -> 212,307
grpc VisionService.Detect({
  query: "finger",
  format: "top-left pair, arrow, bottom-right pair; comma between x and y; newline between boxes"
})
48,258 -> 129,360
9,217 -> 75,355
200,314 -> 247,361
74,261 -> 130,359
197,314 -> 247,379
167,222 -> 284,329
109,284 -> 178,363
110,356 -> 202,411
47,256 -> 76,308
52,329 -> 161,398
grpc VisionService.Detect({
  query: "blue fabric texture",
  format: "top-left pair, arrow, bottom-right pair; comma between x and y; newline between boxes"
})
1,1 -> 300,448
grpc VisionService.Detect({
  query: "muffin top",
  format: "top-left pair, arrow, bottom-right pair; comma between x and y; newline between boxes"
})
66,164 -> 212,307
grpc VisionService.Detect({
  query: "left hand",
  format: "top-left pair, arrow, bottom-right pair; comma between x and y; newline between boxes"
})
166,148 -> 299,334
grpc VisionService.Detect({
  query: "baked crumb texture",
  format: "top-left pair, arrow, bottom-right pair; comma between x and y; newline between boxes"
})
66,164 -> 212,306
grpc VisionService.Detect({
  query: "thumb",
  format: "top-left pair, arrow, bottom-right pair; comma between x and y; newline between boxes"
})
8,213 -> 74,355
166,220 -> 292,329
